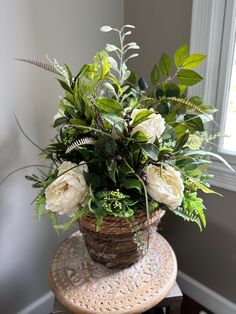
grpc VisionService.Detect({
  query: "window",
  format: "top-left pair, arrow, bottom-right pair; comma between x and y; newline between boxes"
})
217,0 -> 236,155
190,0 -> 236,191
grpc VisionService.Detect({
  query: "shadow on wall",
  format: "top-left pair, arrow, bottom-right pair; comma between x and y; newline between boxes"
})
160,211 -> 236,303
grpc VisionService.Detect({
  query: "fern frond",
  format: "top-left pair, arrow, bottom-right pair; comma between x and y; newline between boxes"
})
160,96 -> 209,116
194,206 -> 206,228
171,206 -> 203,231
53,209 -> 87,233
15,58 -> 61,75
66,137 -> 97,154
34,193 -> 47,221
46,56 -> 70,84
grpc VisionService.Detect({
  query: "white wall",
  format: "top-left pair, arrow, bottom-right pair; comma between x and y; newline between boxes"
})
0,1 -> 124,313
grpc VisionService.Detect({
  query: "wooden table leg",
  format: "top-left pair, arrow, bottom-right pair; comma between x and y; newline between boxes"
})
166,302 -> 182,314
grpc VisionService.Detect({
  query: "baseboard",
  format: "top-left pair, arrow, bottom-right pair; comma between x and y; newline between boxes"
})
178,270 -> 236,314
17,291 -> 54,314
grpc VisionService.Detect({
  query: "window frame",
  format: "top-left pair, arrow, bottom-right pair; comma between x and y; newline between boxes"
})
190,0 -> 236,191
216,0 -> 236,156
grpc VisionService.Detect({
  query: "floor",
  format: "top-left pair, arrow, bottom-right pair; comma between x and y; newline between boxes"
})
180,294 -> 214,314
154,294 -> 214,314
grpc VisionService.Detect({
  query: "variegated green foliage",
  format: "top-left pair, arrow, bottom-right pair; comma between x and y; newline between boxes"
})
15,25 -> 233,232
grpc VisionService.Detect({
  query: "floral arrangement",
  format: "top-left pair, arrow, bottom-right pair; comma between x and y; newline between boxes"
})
10,25 -> 233,232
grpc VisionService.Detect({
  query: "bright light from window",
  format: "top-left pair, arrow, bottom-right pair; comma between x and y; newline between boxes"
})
221,38 -> 236,154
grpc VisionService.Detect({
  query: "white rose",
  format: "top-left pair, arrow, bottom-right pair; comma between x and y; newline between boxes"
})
130,109 -> 165,142
45,161 -> 88,216
145,164 -> 184,209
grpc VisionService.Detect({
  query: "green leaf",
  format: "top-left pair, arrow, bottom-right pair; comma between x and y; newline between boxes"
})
165,83 -> 180,97
178,84 -> 187,95
99,51 -> 110,78
104,138 -> 117,157
70,118 -> 87,126
155,87 -> 165,98
174,130 -> 190,152
114,121 -> 127,137
127,71 -> 137,84
174,44 -> 189,67
151,64 -> 160,85
53,117 -> 68,127
182,191 -> 206,229
159,53 -> 172,77
174,124 -> 187,138
97,98 -> 123,113
184,150 -> 235,172
131,131 -> 149,142
123,178 -> 142,193
184,115 -> 204,132
85,172 -> 103,188
189,96 -> 203,106
193,181 -> 222,196
119,160 -> 135,175
57,79 -> 73,94
102,114 -> 124,126
64,64 -> 73,84
199,104 -> 217,114
177,69 -> 203,86
106,159 -> 117,183
182,54 -> 206,69
132,109 -> 154,128
138,143 -> 159,161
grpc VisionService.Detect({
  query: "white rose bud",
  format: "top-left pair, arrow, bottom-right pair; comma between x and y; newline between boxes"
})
45,161 -> 88,216
130,109 -> 165,142
145,164 -> 184,209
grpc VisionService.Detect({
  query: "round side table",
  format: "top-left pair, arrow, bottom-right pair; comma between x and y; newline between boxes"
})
48,230 -> 177,314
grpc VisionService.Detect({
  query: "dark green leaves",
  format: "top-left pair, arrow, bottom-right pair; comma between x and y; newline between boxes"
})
174,44 -> 189,67
119,160 -> 134,175
151,64 -> 160,85
97,98 -> 123,113
174,130 -> 190,152
159,53 -> 172,77
184,114 -> 204,132
57,79 -> 73,94
53,116 -> 68,127
165,83 -> 180,97
123,178 -> 142,193
177,69 -> 203,86
138,143 -> 159,161
106,159 -> 117,183
132,109 -> 153,128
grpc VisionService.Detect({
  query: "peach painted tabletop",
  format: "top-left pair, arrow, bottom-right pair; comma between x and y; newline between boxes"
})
48,230 -> 177,314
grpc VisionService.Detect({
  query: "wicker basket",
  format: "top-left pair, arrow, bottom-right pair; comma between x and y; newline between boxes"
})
79,209 -> 165,269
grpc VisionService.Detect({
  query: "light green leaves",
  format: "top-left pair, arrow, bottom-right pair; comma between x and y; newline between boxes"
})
177,69 -> 203,86
159,53 -> 172,77
131,131 -> 149,142
182,54 -> 206,69
174,44 -> 189,67
193,181 -> 222,195
96,98 -> 123,113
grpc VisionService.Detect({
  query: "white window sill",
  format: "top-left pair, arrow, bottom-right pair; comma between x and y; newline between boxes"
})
209,161 -> 236,192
